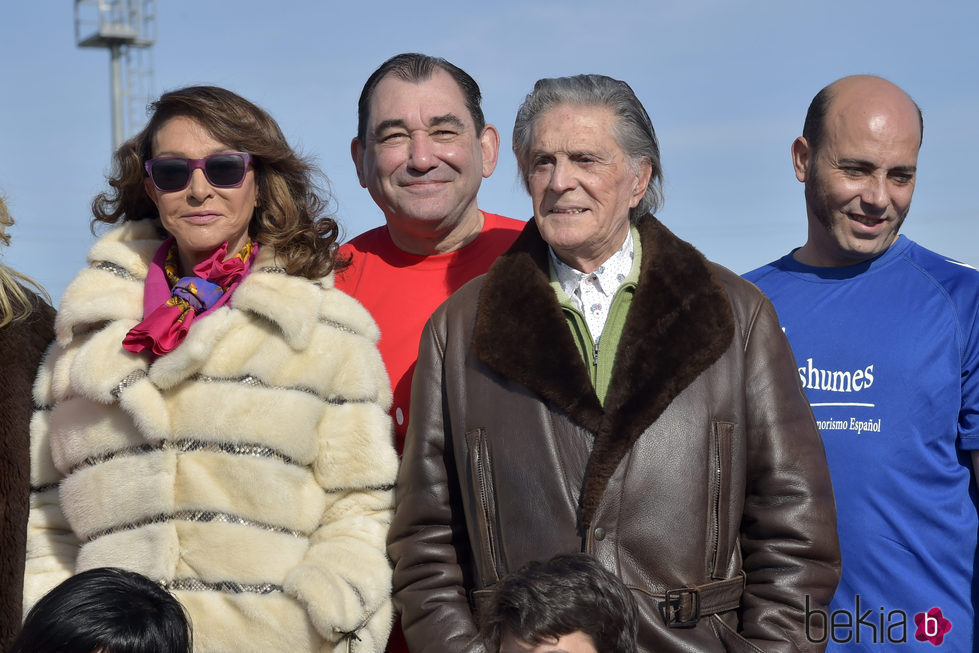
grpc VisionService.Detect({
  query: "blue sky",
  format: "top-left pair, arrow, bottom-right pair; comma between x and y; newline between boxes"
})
2,1 -> 977,303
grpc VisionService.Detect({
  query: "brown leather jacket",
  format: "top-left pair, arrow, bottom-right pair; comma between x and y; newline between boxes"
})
388,217 -> 840,652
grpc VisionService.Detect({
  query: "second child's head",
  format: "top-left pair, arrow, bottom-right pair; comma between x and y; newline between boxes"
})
481,554 -> 638,653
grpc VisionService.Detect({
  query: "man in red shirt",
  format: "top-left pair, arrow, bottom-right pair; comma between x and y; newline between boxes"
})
336,54 -> 523,652
338,53 -> 523,452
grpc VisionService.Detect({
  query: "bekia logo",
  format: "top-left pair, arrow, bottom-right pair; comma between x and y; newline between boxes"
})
914,608 -> 952,646
806,595 -> 953,646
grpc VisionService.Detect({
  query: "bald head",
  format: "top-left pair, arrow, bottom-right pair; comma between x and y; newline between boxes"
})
791,75 -> 923,267
803,75 -> 923,156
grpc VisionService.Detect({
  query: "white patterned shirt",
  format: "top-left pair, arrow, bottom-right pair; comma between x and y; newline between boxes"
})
550,230 -> 636,342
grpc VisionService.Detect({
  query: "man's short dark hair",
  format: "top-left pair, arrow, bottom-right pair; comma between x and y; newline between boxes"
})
356,52 -> 486,143
11,567 -> 192,653
802,78 -> 924,154
481,553 -> 638,653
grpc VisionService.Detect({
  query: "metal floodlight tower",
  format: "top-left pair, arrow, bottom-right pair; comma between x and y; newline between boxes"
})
75,0 -> 157,151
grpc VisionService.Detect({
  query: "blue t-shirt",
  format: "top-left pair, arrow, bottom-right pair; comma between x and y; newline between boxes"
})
745,236 -> 979,651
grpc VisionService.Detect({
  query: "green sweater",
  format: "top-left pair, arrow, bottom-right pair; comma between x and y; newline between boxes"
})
548,226 -> 642,405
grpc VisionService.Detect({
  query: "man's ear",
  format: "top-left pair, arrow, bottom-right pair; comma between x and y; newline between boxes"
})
791,136 -> 812,183
629,158 -> 653,209
479,124 -> 500,178
350,137 -> 367,188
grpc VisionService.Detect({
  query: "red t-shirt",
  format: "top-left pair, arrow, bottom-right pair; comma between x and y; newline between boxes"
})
335,212 -> 525,452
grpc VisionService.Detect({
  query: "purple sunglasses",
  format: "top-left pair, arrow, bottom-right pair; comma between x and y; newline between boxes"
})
144,152 -> 254,192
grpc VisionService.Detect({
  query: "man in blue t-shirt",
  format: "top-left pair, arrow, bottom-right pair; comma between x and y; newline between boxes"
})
746,75 -> 979,651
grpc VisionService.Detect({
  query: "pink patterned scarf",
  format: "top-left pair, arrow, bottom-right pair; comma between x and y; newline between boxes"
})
123,237 -> 258,356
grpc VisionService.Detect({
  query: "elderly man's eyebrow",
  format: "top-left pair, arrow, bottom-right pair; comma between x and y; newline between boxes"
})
429,114 -> 466,130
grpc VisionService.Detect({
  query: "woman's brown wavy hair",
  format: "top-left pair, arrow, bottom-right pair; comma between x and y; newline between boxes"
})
92,85 -> 346,279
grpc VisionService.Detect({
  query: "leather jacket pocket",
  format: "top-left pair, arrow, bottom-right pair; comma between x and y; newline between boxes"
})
710,614 -> 764,652
709,420 -> 734,576
470,587 -> 494,624
466,427 -> 502,586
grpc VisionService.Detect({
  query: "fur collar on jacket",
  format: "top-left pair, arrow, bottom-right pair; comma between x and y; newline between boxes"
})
473,215 -> 734,530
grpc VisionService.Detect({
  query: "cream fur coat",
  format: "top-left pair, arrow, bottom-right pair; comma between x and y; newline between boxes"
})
26,221 -> 399,652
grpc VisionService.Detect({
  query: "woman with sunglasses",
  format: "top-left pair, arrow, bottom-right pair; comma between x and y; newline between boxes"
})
24,86 -> 398,652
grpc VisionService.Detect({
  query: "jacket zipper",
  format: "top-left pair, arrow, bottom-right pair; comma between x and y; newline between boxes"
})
471,433 -> 502,583
710,427 -> 721,573
592,337 -> 600,366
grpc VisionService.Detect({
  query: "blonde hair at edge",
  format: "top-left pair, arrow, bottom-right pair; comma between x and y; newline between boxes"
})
0,195 -> 49,327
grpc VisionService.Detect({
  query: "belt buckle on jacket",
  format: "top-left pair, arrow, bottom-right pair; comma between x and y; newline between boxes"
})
662,586 -> 700,628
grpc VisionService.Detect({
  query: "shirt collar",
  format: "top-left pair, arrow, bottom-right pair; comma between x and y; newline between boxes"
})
550,229 -> 635,301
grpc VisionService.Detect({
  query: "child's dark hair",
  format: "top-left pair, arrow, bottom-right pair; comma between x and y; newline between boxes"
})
481,553 -> 638,653
11,567 -> 192,653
